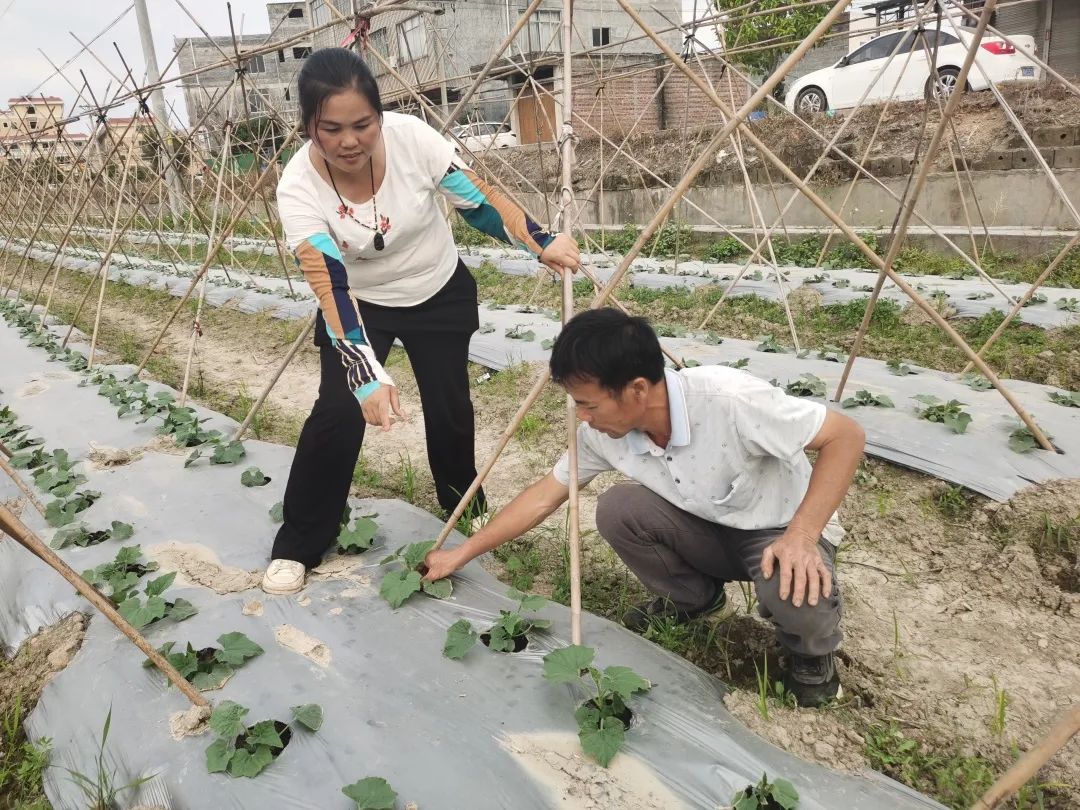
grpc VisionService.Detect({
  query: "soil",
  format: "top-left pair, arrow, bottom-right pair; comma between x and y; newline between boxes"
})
273,624 -> 332,668
484,83 -> 1080,194
501,731 -> 681,809
145,541 -> 263,594
168,704 -> 211,741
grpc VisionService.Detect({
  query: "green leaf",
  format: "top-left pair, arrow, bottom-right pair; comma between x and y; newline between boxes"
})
110,521 -> 134,541
118,595 -> 167,629
443,619 -> 479,660
600,666 -> 652,700
45,498 -> 79,528
51,523 -> 90,549
770,778 -> 800,809
342,776 -> 398,809
245,720 -> 284,749
421,578 -> 453,599
400,540 -> 437,571
943,411 -> 972,434
167,598 -> 199,622
379,570 -> 422,609
269,501 -> 284,523
486,624 -> 517,653
192,664 -> 234,691
337,517 -> 378,553
209,700 -> 250,739
145,572 -> 177,598
205,738 -> 233,773
184,448 -> 203,468
240,466 -> 270,487
227,744 -> 275,778
579,715 -> 625,767
543,645 -> 595,684
517,594 -> 547,613
211,441 -> 247,465
215,632 -> 264,666
290,703 -> 324,732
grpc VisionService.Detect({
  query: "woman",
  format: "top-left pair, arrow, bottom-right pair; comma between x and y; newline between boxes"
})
262,48 -> 579,595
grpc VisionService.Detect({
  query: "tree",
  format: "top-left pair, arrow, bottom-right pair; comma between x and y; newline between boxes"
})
711,0 -> 830,98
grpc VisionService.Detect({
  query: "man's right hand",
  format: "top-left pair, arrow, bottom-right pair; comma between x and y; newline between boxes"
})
360,384 -> 404,431
423,547 -> 468,581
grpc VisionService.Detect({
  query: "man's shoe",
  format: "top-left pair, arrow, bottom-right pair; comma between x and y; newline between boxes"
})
261,559 -> 307,595
782,652 -> 843,708
622,585 -> 728,634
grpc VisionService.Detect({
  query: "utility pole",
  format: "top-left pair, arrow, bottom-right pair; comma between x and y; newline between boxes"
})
134,0 -> 186,221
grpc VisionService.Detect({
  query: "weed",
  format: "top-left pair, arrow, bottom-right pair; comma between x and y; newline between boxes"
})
396,452 -> 417,504
0,694 -> 51,810
1039,515 -> 1079,555
990,677 -> 1010,738
704,236 -> 746,262
60,708 -> 155,809
516,412 -> 545,444
1008,422 -> 1055,454
352,452 -> 382,489
865,722 -> 997,809
933,485 -> 971,521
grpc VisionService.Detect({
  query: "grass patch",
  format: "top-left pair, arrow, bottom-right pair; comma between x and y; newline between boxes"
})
0,694 -> 51,810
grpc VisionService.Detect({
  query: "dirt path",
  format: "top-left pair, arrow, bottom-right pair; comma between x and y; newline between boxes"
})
28,270 -> 1080,807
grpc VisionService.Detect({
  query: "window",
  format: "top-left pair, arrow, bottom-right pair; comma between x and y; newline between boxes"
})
247,89 -> 272,113
284,88 -> 291,101
26,106 -> 35,114
29,121 -> 36,129
288,7 -> 304,17
397,16 -> 427,62
369,28 -> 390,74
847,32 -> 903,66
311,0 -> 331,27
277,49 -> 285,62
246,54 -> 266,73
592,27 -> 610,47
520,9 -> 561,53
906,29 -> 961,51
292,46 -> 312,59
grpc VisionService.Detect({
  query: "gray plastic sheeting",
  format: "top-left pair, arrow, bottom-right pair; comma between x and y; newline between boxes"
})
0,318 -> 943,809
5,242 -> 1078,501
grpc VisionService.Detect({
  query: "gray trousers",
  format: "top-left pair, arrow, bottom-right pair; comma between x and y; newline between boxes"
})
596,483 -> 843,657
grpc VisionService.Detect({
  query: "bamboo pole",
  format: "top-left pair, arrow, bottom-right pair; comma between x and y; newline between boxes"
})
834,0 -> 1000,402
0,504 -> 208,708
620,0 -> 1053,453
971,705 -> 1080,810
0,455 -> 48,518
180,124 -> 233,405
430,0 -> 856,551
962,232 -> 1080,373
132,120 -> 303,379
232,314 -> 317,442
558,0 -> 582,646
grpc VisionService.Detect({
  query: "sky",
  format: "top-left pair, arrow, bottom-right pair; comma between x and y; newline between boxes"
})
0,0 -> 272,134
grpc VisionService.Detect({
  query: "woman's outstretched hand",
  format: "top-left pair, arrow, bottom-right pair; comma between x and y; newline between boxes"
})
538,233 -> 580,276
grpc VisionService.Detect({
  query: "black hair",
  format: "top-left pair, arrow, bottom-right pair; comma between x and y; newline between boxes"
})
549,308 -> 665,394
297,47 -> 382,136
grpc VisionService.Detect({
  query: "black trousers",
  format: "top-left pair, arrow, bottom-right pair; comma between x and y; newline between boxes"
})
271,260 -> 485,568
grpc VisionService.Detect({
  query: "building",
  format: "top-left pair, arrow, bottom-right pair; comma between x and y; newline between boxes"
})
174,1 -> 313,152
309,0 -> 687,141
862,0 -> 1079,77
2,96 -> 64,136
91,116 -> 162,168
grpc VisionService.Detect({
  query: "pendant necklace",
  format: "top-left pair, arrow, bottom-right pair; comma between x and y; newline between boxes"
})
327,152 -> 388,251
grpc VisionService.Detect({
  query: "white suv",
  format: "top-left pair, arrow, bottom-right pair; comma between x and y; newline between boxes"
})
450,122 -> 518,155
786,25 -> 1041,116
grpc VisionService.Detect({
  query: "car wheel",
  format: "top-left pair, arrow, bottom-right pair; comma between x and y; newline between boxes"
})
795,87 -> 827,117
926,67 -> 964,100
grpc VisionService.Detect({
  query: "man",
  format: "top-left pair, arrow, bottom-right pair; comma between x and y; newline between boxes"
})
424,308 -> 865,707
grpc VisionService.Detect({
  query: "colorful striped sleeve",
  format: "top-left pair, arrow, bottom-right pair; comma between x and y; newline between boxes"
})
438,166 -> 556,256
294,233 -> 393,403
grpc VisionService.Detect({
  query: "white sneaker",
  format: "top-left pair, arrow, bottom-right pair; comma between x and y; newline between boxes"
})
261,559 -> 306,595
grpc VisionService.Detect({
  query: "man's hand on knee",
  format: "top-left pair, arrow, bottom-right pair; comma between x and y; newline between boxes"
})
761,529 -> 832,608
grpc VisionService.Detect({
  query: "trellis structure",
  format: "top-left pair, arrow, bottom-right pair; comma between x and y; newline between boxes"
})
1,1 -> 1079,804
